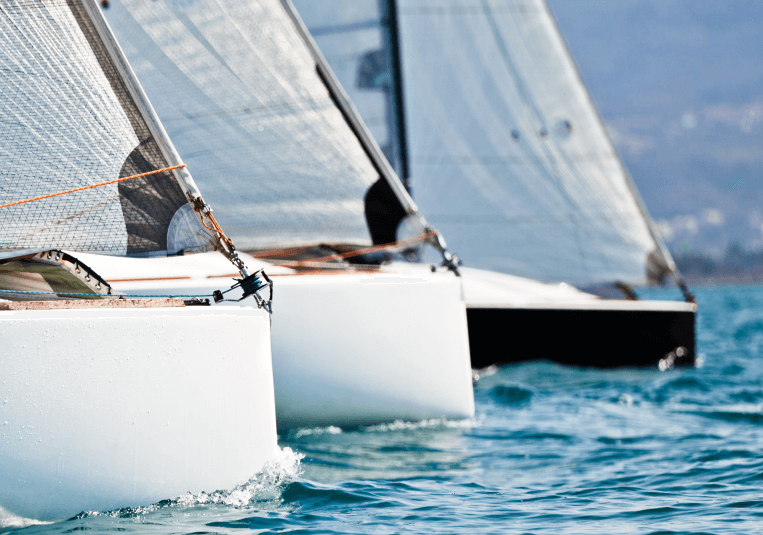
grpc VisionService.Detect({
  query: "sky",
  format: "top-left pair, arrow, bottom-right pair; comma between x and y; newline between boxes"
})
547,0 -> 763,255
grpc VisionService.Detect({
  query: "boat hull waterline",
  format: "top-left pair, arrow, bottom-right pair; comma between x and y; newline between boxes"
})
0,306 -> 278,521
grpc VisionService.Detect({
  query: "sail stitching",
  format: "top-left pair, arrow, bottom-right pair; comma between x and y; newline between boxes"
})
0,164 -> 186,210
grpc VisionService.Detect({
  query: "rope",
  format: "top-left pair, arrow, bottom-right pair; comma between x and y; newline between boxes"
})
196,207 -> 230,248
273,231 -> 438,268
191,198 -> 245,273
0,165 -> 186,210
250,244 -> 319,259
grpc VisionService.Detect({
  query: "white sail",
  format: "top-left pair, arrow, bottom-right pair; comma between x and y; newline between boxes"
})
101,0 -> 428,252
0,0 -> 216,259
397,0 -> 673,286
296,0 -> 675,286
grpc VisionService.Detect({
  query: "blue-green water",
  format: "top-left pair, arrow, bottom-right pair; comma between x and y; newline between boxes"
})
6,285 -> 763,534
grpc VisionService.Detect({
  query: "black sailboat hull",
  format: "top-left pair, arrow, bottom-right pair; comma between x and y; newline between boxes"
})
467,305 -> 696,369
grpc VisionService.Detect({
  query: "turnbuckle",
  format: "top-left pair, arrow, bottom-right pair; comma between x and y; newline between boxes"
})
431,250 -> 462,275
426,227 -> 461,276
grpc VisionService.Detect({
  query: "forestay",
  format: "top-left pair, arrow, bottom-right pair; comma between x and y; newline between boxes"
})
102,0 -> 427,252
395,0 -> 673,286
0,0 -> 216,260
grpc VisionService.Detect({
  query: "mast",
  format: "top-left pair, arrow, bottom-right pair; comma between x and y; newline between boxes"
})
379,0 -> 410,194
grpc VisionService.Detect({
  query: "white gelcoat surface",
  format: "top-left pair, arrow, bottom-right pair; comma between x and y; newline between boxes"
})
0,307 -> 277,521
73,250 -> 293,280
269,270 -> 474,428
76,253 -> 475,429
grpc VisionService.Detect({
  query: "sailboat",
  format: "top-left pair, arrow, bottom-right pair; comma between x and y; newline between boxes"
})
80,0 -> 476,429
0,0 -> 277,520
292,0 -> 696,368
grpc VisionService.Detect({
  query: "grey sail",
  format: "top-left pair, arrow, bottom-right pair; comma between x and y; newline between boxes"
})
0,0 -> 217,260
101,0 -> 430,253
296,0 -> 676,287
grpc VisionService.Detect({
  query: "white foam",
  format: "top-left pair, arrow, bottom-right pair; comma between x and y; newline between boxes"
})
361,418 -> 481,433
175,446 -> 304,507
0,506 -> 51,529
292,426 -> 343,438
79,446 -> 304,517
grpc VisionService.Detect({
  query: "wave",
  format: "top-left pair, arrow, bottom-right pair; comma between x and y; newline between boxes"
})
360,418 -> 480,433
487,385 -> 534,406
73,446 -> 304,519
0,507 -> 51,531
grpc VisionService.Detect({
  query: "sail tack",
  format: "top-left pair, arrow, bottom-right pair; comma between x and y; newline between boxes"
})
296,0 -> 674,286
101,0 -> 426,253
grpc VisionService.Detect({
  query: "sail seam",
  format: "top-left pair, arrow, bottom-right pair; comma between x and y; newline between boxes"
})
0,164 -> 186,210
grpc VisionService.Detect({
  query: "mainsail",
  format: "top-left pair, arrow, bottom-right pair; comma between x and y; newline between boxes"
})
101,0 -> 431,253
295,0 -> 677,287
0,0 -> 221,260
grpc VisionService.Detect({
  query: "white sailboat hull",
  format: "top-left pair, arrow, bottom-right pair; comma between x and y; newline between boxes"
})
270,270 -> 474,428
0,306 -> 278,521
71,253 -> 476,429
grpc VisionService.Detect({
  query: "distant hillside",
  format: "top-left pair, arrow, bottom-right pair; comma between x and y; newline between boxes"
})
674,242 -> 763,284
547,0 -> 763,256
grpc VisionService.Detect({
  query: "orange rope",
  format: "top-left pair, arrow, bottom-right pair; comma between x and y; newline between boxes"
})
202,212 -> 231,246
274,230 -> 439,268
192,199 -> 239,258
250,244 -> 321,259
0,164 -> 186,210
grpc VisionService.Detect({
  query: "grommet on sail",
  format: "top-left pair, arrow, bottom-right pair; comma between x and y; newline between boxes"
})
0,0 -> 270,308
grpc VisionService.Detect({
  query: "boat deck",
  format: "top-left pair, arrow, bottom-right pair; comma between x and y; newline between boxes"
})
0,297 -> 186,310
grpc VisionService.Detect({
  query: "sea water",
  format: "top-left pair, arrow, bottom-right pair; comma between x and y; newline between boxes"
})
4,285 -> 763,534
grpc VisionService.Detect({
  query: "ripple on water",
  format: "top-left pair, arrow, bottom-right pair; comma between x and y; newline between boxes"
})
487,384 -> 534,406
733,318 -> 763,341
678,404 -> 763,425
